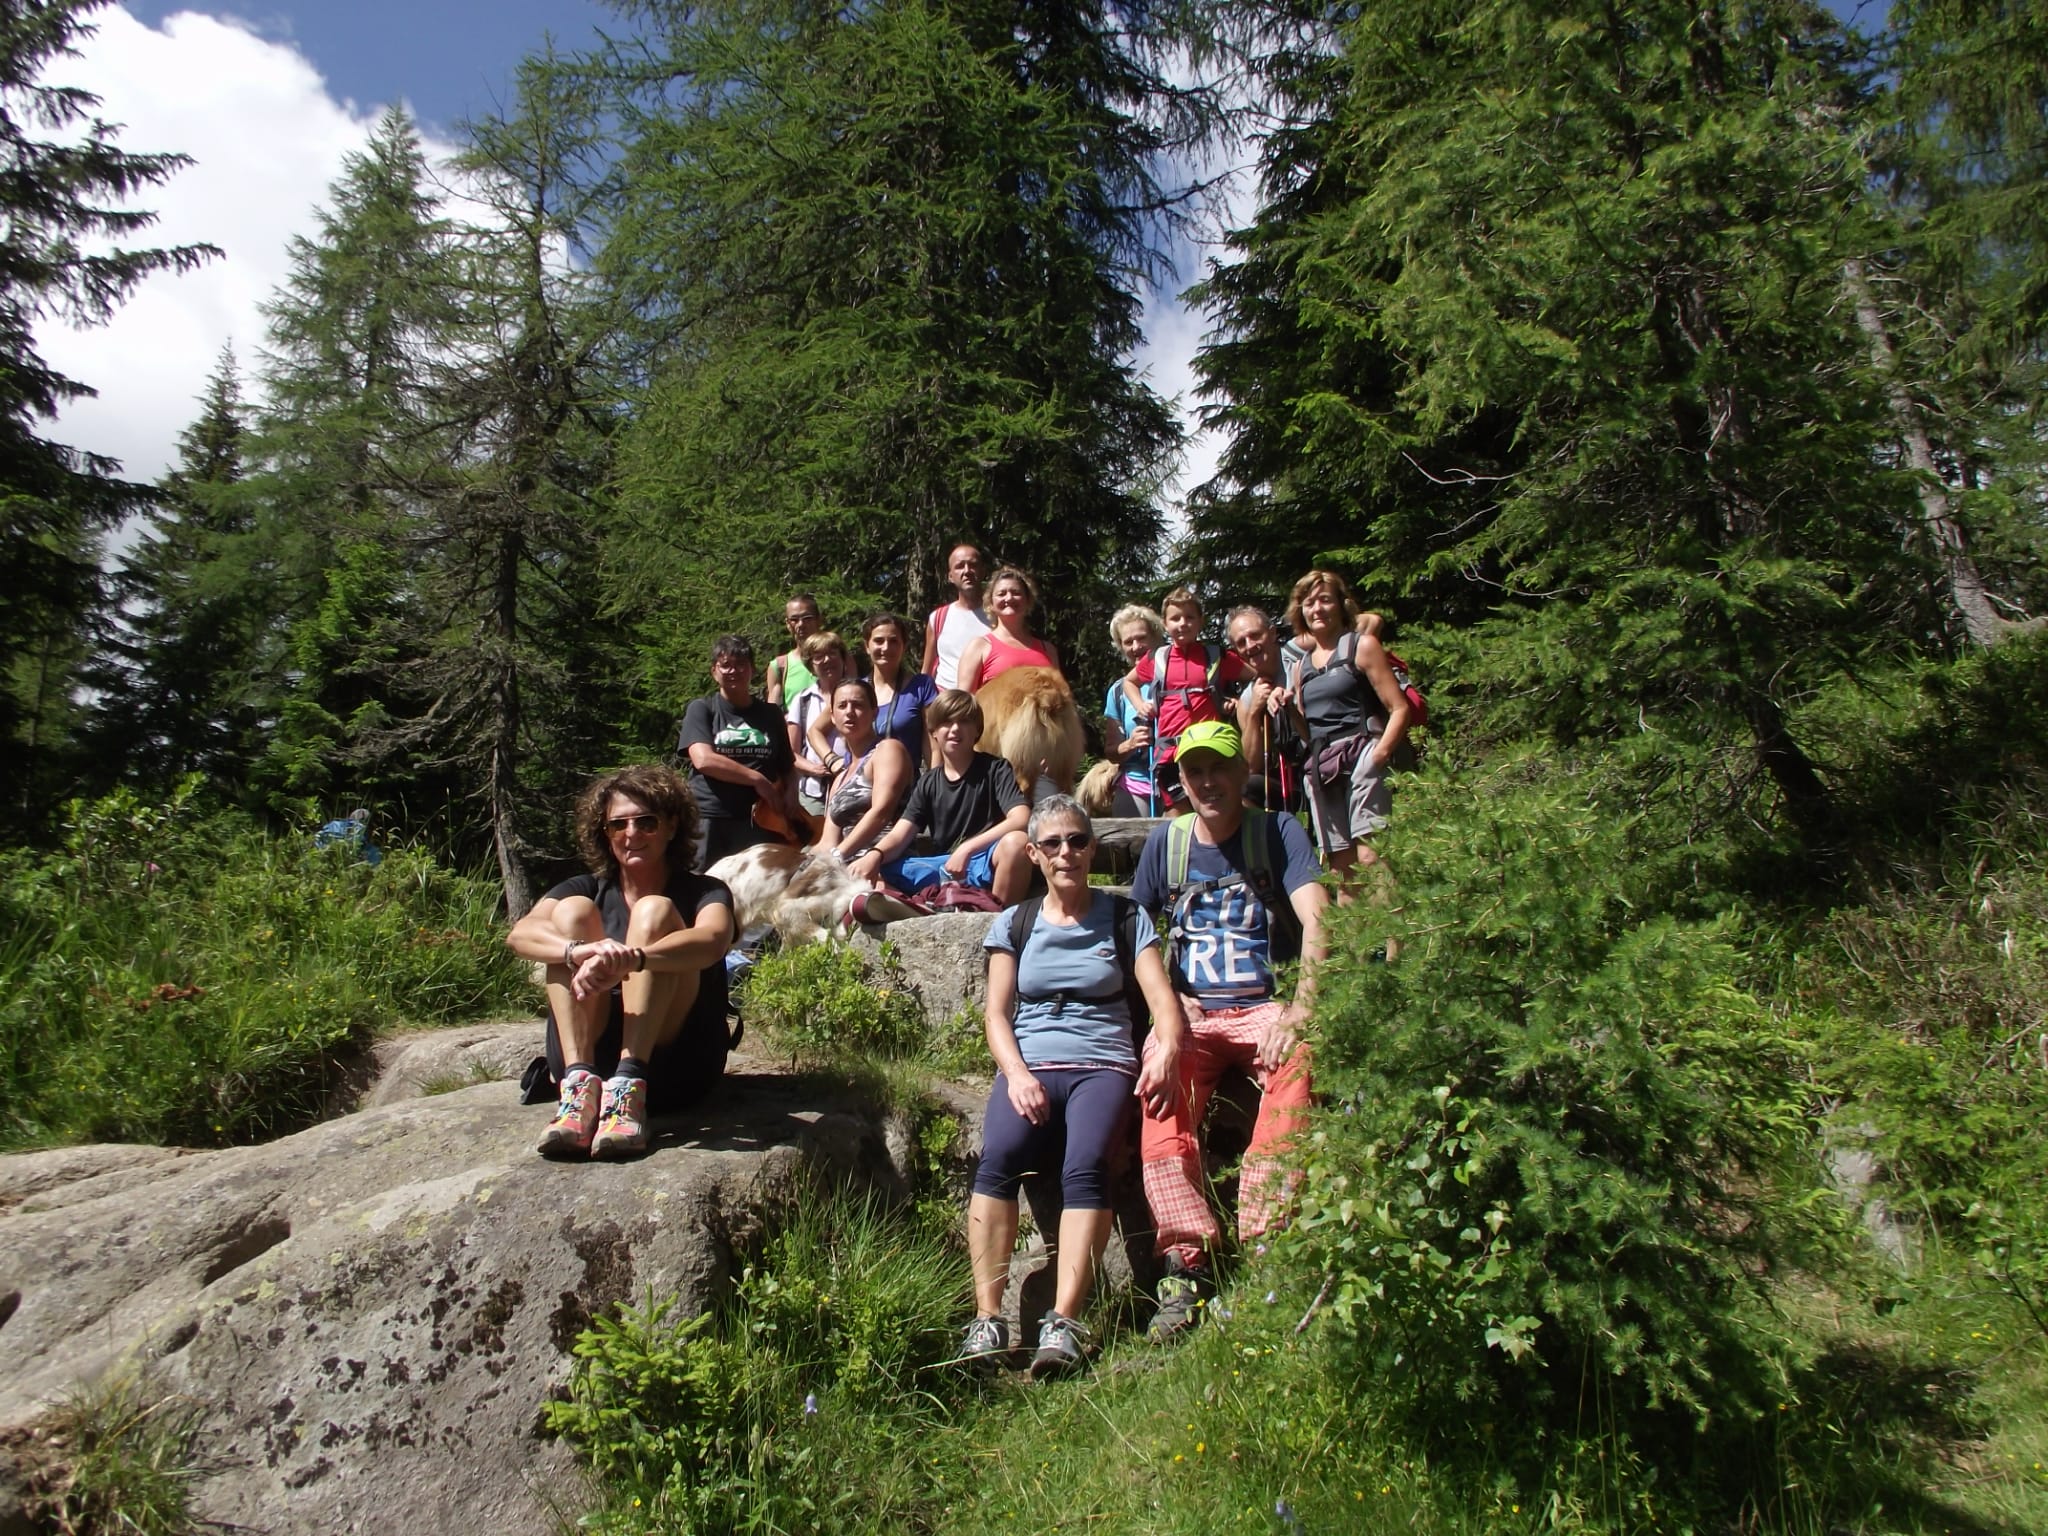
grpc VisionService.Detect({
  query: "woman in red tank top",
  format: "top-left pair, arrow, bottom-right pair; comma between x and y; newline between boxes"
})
959,566 -> 1061,692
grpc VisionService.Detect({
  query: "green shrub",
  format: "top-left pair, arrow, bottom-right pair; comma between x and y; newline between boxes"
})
0,785 -> 529,1149
545,1188 -> 964,1532
1284,755 -> 1835,1510
744,940 -> 926,1061
25,1371 -> 204,1536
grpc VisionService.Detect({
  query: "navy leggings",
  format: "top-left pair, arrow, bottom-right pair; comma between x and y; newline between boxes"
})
973,1067 -> 1134,1208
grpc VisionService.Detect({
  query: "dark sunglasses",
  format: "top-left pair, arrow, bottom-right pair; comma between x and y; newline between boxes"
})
1033,832 -> 1093,855
605,814 -> 663,835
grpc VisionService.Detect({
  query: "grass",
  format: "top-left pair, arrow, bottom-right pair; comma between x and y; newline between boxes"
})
0,786 -> 530,1149
20,1371 -> 206,1536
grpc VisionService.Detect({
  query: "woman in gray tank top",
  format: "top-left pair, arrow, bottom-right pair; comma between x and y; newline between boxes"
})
1284,569 -> 1413,878
813,678 -> 915,863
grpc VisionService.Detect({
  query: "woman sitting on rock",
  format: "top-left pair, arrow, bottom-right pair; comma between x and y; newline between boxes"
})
505,765 -> 736,1160
812,677 -> 916,865
959,795 -> 1182,1377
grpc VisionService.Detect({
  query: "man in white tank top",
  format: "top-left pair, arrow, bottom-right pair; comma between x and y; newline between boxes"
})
923,542 -> 993,691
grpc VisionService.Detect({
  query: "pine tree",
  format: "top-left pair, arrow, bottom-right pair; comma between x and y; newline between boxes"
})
243,107 -> 457,819
1193,0 -> 1938,833
0,0 -> 217,829
589,0 -> 1198,704
88,347 -> 268,792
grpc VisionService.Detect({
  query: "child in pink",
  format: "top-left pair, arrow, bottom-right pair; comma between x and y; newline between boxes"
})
1120,587 -> 1254,782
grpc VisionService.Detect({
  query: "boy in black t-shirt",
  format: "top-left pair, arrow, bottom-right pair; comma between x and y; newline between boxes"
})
849,689 -> 1031,900
678,633 -> 799,868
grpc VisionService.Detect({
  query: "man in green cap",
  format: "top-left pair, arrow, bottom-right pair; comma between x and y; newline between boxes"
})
1126,719 -> 1330,1341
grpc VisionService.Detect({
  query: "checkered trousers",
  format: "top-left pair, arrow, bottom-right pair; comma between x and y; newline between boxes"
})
1138,1000 -> 1312,1269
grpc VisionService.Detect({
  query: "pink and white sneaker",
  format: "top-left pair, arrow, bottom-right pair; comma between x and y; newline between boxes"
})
590,1076 -> 650,1159
536,1068 -> 602,1158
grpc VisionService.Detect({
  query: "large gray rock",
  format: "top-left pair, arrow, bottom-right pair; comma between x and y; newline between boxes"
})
851,911 -> 997,1033
0,1030 -> 915,1536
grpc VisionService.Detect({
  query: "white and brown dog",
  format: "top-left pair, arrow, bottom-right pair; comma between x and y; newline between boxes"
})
706,843 -> 924,948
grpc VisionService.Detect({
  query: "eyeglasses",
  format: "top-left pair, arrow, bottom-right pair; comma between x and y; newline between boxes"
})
605,814 -> 663,835
1032,832 -> 1093,855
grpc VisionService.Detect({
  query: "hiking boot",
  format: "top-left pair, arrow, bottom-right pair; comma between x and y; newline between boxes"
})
536,1068 -> 601,1158
956,1314 -> 1010,1366
589,1075 -> 650,1159
1029,1312 -> 1091,1380
1147,1255 -> 1215,1343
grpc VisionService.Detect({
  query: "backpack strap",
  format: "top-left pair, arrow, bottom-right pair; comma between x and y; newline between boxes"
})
931,603 -> 948,642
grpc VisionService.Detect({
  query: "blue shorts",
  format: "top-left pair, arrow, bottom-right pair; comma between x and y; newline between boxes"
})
884,844 -> 998,892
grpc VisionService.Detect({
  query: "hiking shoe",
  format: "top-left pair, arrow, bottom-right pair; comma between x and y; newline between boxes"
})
1147,1256 -> 1215,1343
957,1314 -> 1010,1366
589,1075 -> 650,1159
1029,1312 -> 1091,1380
536,1068 -> 601,1158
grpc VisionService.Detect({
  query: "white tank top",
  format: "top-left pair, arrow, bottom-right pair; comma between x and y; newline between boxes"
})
930,602 -> 992,691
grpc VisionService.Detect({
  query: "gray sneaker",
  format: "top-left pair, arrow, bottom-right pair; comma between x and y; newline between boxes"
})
1029,1311 -> 1091,1379
957,1314 -> 1009,1365
1147,1256 -> 1215,1343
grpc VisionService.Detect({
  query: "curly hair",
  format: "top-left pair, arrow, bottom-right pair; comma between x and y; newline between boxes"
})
1108,603 -> 1165,650
572,764 -> 699,879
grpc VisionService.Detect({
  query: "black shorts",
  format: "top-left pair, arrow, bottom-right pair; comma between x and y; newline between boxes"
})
543,988 -> 734,1114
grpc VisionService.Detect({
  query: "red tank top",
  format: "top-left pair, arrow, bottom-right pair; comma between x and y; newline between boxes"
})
977,633 -> 1056,686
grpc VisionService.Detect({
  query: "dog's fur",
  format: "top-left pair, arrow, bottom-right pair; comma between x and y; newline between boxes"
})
706,842 -> 923,947
1076,756 -> 1121,817
976,665 -> 1085,798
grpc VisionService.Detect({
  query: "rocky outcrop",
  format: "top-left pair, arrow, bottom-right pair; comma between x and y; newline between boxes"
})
852,911 -> 997,1032
0,1023 -> 920,1536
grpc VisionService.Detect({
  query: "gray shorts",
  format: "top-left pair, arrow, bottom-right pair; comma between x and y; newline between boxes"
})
1306,739 -> 1390,854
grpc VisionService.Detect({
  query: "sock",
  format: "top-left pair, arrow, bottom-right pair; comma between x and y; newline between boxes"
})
564,1061 -> 597,1081
613,1056 -> 650,1083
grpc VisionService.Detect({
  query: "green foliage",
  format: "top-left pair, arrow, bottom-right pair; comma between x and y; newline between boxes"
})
545,1189 -> 963,1532
744,941 -> 928,1062
1284,756 -> 1833,1505
23,1370 -> 205,1536
0,783 -> 528,1149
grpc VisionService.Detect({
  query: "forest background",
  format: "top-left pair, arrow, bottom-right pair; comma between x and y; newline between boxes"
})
4,0 -> 2048,1530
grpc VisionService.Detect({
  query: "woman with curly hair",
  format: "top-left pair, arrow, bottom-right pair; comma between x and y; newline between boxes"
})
506,764 -> 737,1160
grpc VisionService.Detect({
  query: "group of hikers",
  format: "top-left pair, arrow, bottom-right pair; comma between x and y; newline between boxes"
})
504,543 -> 1418,1376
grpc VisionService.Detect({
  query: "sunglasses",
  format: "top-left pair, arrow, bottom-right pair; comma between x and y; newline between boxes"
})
605,814 -> 663,835
1032,832 -> 1094,855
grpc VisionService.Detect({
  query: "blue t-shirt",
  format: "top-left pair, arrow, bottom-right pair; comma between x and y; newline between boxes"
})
983,890 -> 1159,1073
1103,681 -> 1155,803
1129,813 -> 1322,1007
874,671 -> 940,765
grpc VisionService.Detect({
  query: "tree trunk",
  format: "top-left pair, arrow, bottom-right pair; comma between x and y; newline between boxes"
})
1842,257 -> 2007,649
490,529 -> 533,920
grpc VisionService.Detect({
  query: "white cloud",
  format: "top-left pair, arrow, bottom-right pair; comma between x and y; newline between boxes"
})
34,8 -> 451,487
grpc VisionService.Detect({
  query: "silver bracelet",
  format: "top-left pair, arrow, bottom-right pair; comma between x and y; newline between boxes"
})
563,939 -> 578,968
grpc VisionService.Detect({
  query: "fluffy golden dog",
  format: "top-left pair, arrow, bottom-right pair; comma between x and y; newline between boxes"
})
975,665 -> 1085,798
707,843 -> 923,947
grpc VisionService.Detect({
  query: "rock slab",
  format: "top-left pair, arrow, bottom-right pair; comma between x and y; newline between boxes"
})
0,1027 -> 911,1536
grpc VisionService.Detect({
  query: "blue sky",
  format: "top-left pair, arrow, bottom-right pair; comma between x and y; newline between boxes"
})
121,2 -> 610,136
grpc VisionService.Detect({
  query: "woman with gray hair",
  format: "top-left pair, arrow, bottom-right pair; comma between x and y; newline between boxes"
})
1098,604 -> 1165,815
958,794 -> 1183,1377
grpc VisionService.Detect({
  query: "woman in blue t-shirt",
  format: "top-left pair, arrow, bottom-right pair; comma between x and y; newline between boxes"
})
957,796 -> 1182,1377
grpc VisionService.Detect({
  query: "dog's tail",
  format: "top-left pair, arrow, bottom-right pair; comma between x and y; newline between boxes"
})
1077,757 -> 1120,817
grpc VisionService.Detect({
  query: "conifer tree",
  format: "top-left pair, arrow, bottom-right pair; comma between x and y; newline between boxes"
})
589,0 -> 1198,702
243,107 -> 456,818
88,347 -> 268,791
1193,0 -> 1938,832
0,0 -> 216,829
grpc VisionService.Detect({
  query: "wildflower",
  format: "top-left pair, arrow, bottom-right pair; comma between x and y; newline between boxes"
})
1276,1497 -> 1305,1532
1264,1290 -> 1277,1305
803,1392 -> 818,1415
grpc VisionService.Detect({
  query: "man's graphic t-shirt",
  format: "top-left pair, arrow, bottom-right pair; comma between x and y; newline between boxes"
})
678,693 -> 794,821
1129,812 -> 1321,1008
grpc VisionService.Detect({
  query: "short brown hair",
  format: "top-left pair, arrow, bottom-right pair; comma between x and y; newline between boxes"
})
924,687 -> 983,736
573,764 -> 698,879
1284,569 -> 1360,635
1161,585 -> 1204,620
800,630 -> 848,667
